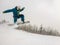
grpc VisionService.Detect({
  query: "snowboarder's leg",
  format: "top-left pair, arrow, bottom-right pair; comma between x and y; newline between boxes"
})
18,14 -> 25,23
14,17 -> 17,24
21,14 -> 25,23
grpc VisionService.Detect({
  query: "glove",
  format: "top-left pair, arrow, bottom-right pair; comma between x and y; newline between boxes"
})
3,11 -> 5,13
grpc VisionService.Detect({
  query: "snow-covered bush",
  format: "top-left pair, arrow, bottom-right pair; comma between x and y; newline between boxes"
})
16,24 -> 60,36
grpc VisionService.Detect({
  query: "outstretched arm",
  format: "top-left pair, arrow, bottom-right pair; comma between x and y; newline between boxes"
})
19,7 -> 25,12
3,9 -> 13,13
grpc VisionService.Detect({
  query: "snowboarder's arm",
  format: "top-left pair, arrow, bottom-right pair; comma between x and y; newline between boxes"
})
19,7 -> 25,12
3,9 -> 13,13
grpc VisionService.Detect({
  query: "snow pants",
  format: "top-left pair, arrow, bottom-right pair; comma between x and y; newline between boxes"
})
13,14 -> 24,23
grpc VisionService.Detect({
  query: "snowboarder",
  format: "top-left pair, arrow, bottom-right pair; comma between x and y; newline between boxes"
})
3,6 -> 25,24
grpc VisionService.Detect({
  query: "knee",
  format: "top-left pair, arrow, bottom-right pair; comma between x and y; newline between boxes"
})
20,14 -> 24,16
21,14 -> 24,18
22,15 -> 24,18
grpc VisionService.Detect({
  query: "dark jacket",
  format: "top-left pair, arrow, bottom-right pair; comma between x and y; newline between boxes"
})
3,6 -> 25,17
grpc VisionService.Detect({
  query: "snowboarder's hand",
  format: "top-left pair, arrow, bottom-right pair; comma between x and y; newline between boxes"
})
3,12 -> 4,13
23,7 -> 25,9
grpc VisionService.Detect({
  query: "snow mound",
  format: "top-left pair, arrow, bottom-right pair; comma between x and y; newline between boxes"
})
0,23 -> 60,45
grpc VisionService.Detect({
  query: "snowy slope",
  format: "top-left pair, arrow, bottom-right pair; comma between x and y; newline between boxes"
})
0,23 -> 60,45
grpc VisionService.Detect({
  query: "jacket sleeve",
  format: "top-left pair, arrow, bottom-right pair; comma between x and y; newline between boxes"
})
19,7 -> 25,12
3,9 -> 13,13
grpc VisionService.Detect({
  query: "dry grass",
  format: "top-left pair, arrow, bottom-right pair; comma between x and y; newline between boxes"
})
15,24 -> 60,36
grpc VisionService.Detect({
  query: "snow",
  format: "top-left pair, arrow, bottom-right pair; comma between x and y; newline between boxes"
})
0,0 -> 60,45
0,23 -> 60,45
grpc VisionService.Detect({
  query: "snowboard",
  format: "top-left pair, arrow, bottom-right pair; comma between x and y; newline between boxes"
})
17,21 -> 30,25
8,24 -> 14,26
8,21 -> 30,26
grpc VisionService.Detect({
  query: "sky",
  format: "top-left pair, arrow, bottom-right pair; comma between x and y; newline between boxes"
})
0,0 -> 60,31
